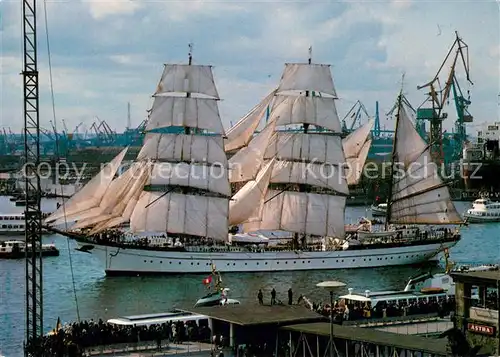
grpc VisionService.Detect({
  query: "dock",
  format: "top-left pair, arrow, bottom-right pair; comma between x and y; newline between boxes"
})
180,304 -> 472,357
373,319 -> 453,336
85,341 -> 212,356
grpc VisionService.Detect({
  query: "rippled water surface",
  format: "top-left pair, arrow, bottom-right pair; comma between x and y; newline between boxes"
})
0,198 -> 498,356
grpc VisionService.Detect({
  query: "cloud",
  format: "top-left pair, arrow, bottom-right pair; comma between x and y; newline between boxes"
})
0,0 -> 498,137
86,0 -> 142,20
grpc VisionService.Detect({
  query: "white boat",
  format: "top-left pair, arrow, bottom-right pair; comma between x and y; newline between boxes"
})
0,214 -> 26,235
340,268 -> 495,310
463,198 -> 500,223
370,203 -> 387,216
0,240 -> 59,259
45,52 -> 460,275
0,213 -> 51,235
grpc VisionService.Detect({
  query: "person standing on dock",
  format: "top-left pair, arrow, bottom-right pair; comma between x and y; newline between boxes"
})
258,289 -> 263,305
288,288 -> 293,305
271,288 -> 276,305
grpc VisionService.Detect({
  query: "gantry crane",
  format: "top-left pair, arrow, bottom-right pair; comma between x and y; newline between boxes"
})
416,31 -> 473,165
22,0 -> 44,356
341,100 -> 370,133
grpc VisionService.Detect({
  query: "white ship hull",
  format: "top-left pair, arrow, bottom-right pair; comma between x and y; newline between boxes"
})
463,213 -> 500,223
76,240 -> 458,275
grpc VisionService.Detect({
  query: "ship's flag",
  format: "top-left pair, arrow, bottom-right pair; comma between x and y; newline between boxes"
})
202,275 -> 212,285
48,317 -> 62,335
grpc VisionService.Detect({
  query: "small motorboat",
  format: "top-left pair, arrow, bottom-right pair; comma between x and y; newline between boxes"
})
194,265 -> 240,307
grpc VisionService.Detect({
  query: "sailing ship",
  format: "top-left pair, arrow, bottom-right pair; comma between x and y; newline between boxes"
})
45,52 -> 460,275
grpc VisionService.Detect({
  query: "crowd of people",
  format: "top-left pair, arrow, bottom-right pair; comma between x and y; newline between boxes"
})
25,318 -> 211,357
256,286 -> 456,324
309,295 -> 456,323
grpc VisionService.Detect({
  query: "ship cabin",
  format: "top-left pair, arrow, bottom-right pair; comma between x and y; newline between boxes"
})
471,198 -> 500,209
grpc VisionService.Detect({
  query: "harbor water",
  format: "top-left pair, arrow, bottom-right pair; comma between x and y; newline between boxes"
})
0,197 -> 498,356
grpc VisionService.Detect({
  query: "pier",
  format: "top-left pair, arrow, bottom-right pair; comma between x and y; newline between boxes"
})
181,304 -> 468,357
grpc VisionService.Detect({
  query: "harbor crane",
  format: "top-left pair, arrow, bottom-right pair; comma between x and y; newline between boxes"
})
416,31 -> 473,165
341,100 -> 370,132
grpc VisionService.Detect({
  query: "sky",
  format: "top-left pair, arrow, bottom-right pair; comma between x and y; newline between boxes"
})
0,0 -> 499,136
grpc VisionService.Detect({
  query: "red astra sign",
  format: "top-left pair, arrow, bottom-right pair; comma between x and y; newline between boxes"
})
467,323 -> 495,336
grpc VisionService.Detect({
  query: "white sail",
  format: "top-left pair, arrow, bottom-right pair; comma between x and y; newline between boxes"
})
229,159 -> 275,226
269,95 -> 342,132
265,132 -> 344,164
125,60 -> 229,238
150,162 -> 230,196
389,105 -> 462,224
70,162 -> 151,230
224,90 -> 276,152
345,139 -> 371,186
270,161 -> 348,194
242,190 -> 346,238
45,147 -> 128,224
228,120 -> 277,183
277,63 -> 337,97
145,96 -> 224,133
130,191 -> 228,240
234,62 -> 347,238
138,133 -> 227,165
156,64 -> 219,99
89,180 -> 147,234
343,120 -> 374,159
343,120 -> 374,186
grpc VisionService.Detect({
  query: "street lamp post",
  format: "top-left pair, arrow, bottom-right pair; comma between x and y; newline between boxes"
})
317,281 -> 346,357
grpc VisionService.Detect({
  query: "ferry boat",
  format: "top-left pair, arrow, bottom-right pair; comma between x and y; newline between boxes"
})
370,203 -> 387,217
0,213 -> 51,235
45,55 -> 460,275
339,254 -> 498,314
463,198 -> 500,223
0,214 -> 27,235
0,240 -> 59,259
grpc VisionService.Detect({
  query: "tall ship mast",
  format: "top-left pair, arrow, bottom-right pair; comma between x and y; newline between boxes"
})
45,51 -> 460,275
229,49 -> 349,249
386,93 -> 463,226
359,93 -> 463,239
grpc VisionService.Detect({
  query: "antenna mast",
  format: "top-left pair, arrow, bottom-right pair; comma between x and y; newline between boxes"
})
126,102 -> 131,130
22,0 -> 44,355
188,42 -> 193,66
185,42 -> 193,135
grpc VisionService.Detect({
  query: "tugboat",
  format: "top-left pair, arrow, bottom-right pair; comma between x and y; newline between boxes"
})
0,240 -> 59,259
194,264 -> 240,307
